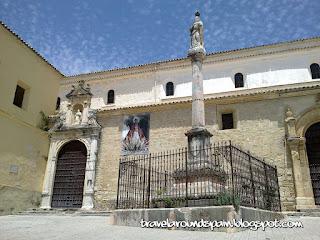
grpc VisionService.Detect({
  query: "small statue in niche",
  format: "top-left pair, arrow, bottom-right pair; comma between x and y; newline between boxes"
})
285,107 -> 293,119
81,101 -> 89,125
74,109 -> 82,125
65,103 -> 73,126
190,11 -> 204,49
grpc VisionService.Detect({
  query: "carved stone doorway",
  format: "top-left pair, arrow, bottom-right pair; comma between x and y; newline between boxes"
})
306,122 -> 320,205
51,140 -> 87,208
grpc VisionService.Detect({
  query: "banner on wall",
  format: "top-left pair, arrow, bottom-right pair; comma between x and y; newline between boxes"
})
121,113 -> 150,155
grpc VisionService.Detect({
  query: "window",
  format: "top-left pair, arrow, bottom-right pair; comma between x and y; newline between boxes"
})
234,73 -> 244,88
310,63 -> 320,79
166,82 -> 174,96
56,97 -> 61,110
221,113 -> 234,130
13,85 -> 25,108
107,90 -> 115,104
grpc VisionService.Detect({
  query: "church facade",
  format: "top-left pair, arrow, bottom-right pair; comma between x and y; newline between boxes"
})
40,37 -> 320,212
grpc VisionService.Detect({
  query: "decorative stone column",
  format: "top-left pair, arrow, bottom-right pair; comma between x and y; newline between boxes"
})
40,140 -> 58,209
285,107 -> 316,210
82,135 -> 98,209
185,11 -> 212,157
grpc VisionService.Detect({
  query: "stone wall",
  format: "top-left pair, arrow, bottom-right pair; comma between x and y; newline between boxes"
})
0,115 -> 49,215
94,93 -> 318,211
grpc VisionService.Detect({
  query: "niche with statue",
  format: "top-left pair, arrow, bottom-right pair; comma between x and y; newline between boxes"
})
51,80 -> 99,131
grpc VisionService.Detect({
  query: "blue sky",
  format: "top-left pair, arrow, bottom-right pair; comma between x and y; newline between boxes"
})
1,0 -> 320,76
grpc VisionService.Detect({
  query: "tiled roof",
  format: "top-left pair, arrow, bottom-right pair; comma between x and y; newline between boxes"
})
67,36 -> 320,78
0,21 -> 64,76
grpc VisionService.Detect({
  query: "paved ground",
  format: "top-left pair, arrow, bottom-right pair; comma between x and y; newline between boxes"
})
0,215 -> 320,240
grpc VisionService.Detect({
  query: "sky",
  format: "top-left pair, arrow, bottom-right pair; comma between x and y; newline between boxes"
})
1,0 -> 320,76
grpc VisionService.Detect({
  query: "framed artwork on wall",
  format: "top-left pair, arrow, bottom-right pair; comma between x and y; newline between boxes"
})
121,113 -> 150,155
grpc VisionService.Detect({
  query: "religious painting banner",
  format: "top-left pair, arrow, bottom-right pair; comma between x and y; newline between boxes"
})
121,113 -> 150,155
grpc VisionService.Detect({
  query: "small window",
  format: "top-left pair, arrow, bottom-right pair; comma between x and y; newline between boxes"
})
107,90 -> 115,104
166,82 -> 174,96
13,85 -> 25,108
310,63 -> 320,79
222,113 -> 234,130
56,97 -> 61,110
234,73 -> 244,88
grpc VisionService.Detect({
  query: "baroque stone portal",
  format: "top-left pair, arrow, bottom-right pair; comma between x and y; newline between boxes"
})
40,80 -> 101,209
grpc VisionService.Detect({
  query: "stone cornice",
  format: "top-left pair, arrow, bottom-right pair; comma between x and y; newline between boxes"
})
61,37 -> 320,85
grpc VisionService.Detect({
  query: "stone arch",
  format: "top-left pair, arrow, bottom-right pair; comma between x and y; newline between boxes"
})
55,138 -> 90,158
73,103 -> 84,113
291,104 -> 320,209
296,105 -> 320,137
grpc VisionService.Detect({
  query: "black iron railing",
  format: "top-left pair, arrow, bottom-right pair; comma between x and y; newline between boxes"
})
116,141 -> 281,211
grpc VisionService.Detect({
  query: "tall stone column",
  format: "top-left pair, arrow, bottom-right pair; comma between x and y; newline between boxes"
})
185,11 -> 212,156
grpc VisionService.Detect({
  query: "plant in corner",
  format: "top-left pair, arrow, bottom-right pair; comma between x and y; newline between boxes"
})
38,111 -> 49,131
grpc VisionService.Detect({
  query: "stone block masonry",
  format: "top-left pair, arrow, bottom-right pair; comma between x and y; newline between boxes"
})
94,94 -> 317,211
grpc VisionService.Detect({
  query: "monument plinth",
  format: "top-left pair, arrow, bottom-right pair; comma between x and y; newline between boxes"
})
151,12 -> 225,208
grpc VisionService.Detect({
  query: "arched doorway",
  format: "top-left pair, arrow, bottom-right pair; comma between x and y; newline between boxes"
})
306,122 -> 320,205
51,140 -> 87,208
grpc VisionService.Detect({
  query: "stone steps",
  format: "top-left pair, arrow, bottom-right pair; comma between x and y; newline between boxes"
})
284,209 -> 320,217
18,208 -> 112,216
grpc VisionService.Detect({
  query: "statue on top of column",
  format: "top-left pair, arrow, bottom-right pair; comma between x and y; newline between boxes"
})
189,11 -> 204,49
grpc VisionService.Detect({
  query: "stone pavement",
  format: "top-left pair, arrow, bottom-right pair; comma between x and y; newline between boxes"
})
0,215 -> 320,240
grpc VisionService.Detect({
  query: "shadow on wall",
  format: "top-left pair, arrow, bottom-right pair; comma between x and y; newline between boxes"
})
0,186 -> 41,215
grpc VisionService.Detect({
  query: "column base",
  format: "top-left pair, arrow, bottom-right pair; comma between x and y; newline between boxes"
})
40,193 -> 51,209
295,197 -> 317,210
82,193 -> 94,209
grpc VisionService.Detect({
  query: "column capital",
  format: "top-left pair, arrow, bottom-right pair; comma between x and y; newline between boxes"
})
188,47 -> 206,61
287,136 -> 305,148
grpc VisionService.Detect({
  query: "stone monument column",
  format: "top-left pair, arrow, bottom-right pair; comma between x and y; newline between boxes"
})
185,11 -> 212,157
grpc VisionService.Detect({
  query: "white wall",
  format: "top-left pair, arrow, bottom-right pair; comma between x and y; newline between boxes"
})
59,46 -> 320,110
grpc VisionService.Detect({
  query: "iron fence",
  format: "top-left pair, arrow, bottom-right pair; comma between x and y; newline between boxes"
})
116,141 -> 281,211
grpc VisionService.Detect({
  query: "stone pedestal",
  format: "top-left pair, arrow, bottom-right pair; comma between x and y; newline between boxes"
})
185,127 -> 212,164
